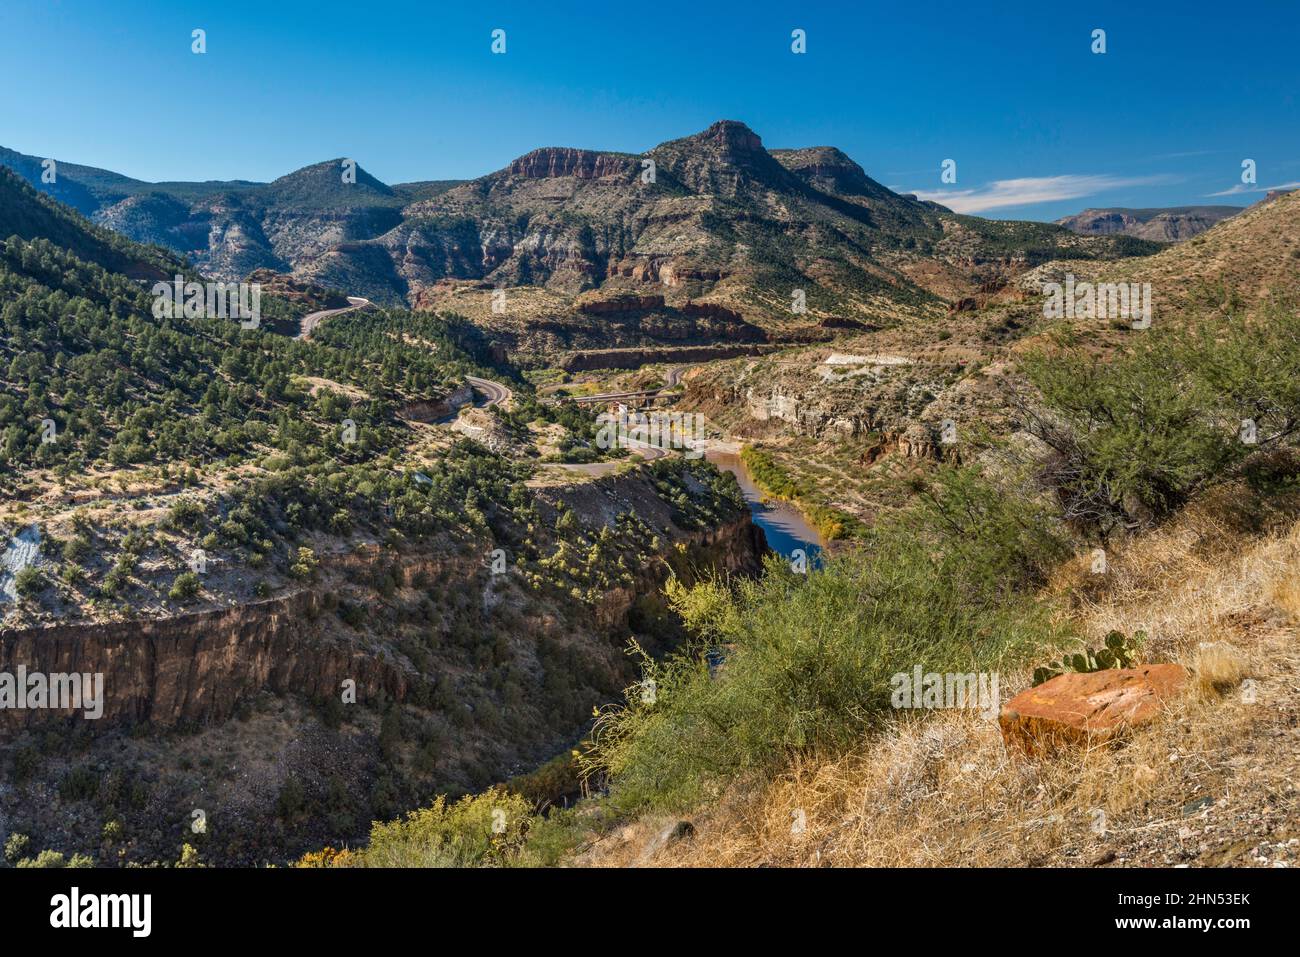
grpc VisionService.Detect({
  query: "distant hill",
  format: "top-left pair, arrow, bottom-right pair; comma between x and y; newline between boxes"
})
1055,205 -> 1241,242
1026,189 -> 1300,318
0,146 -> 404,279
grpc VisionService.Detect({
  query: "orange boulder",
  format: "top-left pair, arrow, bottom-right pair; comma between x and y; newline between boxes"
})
999,664 -> 1188,754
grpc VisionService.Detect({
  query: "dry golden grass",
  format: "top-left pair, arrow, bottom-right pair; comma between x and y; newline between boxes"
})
1191,642 -> 1249,695
578,485 -> 1300,868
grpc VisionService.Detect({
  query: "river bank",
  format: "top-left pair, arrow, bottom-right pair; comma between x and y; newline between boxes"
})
704,449 -> 824,564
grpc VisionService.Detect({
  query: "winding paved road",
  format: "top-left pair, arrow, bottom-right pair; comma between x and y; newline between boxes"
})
297,296 -> 372,339
466,375 -> 512,409
624,439 -> 671,461
299,294 -> 667,478
664,363 -> 695,388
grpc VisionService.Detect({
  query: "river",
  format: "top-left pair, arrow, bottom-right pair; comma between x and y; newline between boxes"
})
705,451 -> 825,565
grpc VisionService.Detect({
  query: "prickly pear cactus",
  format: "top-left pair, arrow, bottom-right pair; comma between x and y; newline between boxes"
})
1031,630 -> 1145,686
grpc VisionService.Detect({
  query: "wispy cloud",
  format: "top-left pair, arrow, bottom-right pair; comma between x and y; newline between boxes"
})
909,174 -> 1174,214
1206,181 -> 1300,197
1144,149 -> 1225,161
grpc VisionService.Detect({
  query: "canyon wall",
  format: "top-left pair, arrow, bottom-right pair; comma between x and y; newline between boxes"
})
0,502 -> 764,733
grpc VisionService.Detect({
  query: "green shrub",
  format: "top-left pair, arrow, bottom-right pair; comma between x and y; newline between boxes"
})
277,776 -> 306,822
289,546 -> 318,579
168,571 -> 201,601
58,766 -> 100,802
61,534 -> 91,564
585,467 -> 1072,812
13,566 -> 44,598
505,751 -> 583,809
12,746 -> 39,783
1021,303 -> 1300,527
361,789 -> 533,867
17,849 -> 67,868
3,832 -> 30,864
168,497 -> 206,531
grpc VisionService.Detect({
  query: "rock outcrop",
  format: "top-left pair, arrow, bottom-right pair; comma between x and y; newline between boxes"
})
399,382 -> 473,422
999,664 -> 1189,754
578,294 -> 666,315
508,148 -> 636,181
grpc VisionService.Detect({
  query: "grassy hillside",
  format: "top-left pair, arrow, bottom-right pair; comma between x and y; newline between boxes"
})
576,479 -> 1300,867
1024,189 -> 1300,318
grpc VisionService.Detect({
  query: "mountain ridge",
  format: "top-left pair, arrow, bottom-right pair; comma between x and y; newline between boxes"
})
1055,204 -> 1241,242
1,122 -> 1158,360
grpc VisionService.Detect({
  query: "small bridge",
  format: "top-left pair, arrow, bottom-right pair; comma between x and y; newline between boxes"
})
560,388 -> 668,405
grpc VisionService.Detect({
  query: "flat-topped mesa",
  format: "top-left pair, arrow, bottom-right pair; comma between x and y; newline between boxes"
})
508,147 -> 635,180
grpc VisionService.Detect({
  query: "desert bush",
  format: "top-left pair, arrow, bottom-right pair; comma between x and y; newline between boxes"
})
289,546 -> 318,579
168,571 -> 201,601
1020,303 -> 1300,528
3,832 -> 30,864
12,746 -> 39,782
14,566 -> 44,598
277,776 -> 306,822
585,467 -> 1072,812
16,850 -> 68,868
58,765 -> 99,802
361,788 -> 533,867
168,497 -> 206,531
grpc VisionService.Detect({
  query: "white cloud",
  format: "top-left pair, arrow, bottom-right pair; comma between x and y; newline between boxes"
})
909,174 -> 1173,214
1206,181 -> 1300,197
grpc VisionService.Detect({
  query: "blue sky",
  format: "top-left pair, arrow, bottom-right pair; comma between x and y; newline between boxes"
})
1,0 -> 1296,220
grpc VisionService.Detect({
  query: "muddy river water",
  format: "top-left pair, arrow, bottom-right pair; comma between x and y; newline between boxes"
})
705,451 -> 825,564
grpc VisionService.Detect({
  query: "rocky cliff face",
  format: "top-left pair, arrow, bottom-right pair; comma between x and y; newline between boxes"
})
735,384 -> 944,459
0,485 -> 765,733
0,547 -> 448,729
509,148 -> 637,180
0,458 -> 766,865
559,342 -> 774,372
688,356 -> 950,447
